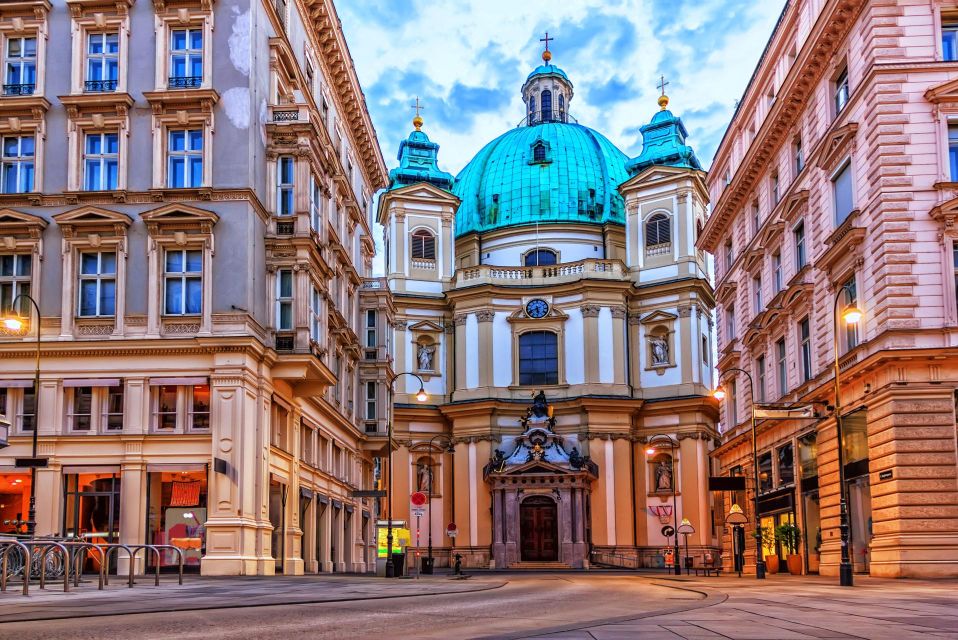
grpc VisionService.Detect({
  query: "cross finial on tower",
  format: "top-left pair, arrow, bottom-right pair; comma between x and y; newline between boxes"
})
657,75 -> 670,111
411,96 -> 424,131
540,31 -> 553,62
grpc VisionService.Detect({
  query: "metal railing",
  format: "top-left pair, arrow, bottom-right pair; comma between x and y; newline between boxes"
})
0,538 -> 184,596
3,83 -> 35,96
168,76 -> 202,89
590,549 -> 640,570
85,79 -> 118,92
519,110 -> 577,127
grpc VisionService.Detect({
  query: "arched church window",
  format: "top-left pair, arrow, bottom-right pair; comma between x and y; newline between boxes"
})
411,229 -> 436,261
541,90 -> 552,122
645,213 -> 671,255
518,331 -> 559,385
524,248 -> 557,266
558,94 -> 565,121
529,96 -> 536,125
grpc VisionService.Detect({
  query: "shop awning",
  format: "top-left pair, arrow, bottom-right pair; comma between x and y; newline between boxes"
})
63,378 -> 121,387
0,380 -> 32,388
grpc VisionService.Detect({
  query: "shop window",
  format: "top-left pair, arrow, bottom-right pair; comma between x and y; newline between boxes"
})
842,410 -> 868,466
777,443 -> 795,486
63,472 -> 120,546
0,473 -> 30,534
758,451 -> 773,493
147,470 -> 207,570
798,432 -> 817,478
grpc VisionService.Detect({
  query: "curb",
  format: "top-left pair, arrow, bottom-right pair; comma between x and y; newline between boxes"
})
0,579 -> 509,624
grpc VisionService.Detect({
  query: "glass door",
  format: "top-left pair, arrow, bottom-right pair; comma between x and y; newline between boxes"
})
63,472 -> 121,574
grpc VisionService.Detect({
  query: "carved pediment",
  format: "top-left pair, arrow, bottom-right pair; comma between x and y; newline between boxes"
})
382,182 -> 460,207
66,0 -> 133,17
140,203 -> 219,233
815,210 -> 865,276
503,460 -> 572,476
639,310 -> 678,325
930,194 -> 958,229
715,279 -> 738,305
0,208 -> 46,235
408,320 -> 443,334
925,77 -> 958,105
778,189 -> 809,225
53,206 -> 131,236
815,122 -> 858,171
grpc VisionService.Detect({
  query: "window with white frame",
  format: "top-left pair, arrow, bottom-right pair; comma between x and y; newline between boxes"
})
751,201 -> 760,237
309,174 -> 321,230
67,386 -> 94,431
18,385 -> 35,433
776,337 -> 787,396
757,355 -> 767,403
794,137 -> 804,175
85,32 -> 119,92
944,18 -> 958,61
4,36 -> 36,96
365,309 -> 376,348
309,284 -> 321,342
83,132 -> 119,191
104,385 -> 124,431
772,251 -> 783,294
834,66 -> 850,116
167,129 -> 203,188
1,136 -> 35,194
277,156 -> 294,215
164,249 -> 202,315
833,160 -> 854,226
794,221 -> 806,270
152,384 -> 209,432
78,251 -> 116,317
753,275 -> 762,313
800,316 -> 812,382
168,28 -> 203,88
770,172 -> 780,204
0,254 -> 31,315
948,124 -> 958,182
842,275 -> 859,351
275,268 -> 293,330
365,381 -> 376,421
726,304 -> 736,340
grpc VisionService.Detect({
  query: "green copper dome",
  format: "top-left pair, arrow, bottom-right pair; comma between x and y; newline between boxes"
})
453,122 -> 629,237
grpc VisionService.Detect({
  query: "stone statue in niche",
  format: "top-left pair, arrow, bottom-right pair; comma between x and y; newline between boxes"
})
530,390 -> 549,418
655,459 -> 673,492
417,342 -> 436,371
650,335 -> 670,366
417,461 -> 433,494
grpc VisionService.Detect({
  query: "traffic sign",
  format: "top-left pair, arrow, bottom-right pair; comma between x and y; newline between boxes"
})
410,491 -> 427,506
411,507 -> 426,517
661,525 -> 675,537
446,522 -> 458,538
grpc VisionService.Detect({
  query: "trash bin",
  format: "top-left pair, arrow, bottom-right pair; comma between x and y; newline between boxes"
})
391,552 -> 406,577
421,556 -> 434,574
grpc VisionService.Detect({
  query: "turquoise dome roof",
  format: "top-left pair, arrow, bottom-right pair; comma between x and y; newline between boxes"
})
453,122 -> 629,237
526,64 -> 570,84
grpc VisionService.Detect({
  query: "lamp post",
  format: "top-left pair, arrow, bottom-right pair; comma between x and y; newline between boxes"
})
645,434 -> 680,576
2,293 -> 41,538
833,285 -> 862,588
677,517 -> 695,575
725,503 -> 749,578
425,434 -> 455,573
712,367 -> 764,579
385,372 -> 428,578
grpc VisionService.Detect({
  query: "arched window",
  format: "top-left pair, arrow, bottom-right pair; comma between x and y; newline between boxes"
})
518,331 -> 559,385
524,248 -> 557,266
411,229 -> 435,260
558,94 -> 565,121
540,90 -> 552,122
532,143 -> 547,163
528,96 -> 536,124
645,213 -> 671,252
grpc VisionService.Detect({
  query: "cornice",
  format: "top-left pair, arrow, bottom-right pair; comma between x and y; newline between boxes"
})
700,0 -> 868,251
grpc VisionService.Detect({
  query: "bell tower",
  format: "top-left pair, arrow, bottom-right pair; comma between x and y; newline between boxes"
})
521,34 -> 574,125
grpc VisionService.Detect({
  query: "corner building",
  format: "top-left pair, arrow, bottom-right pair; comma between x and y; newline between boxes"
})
702,0 -> 958,578
379,48 -> 720,569
0,0 -> 390,575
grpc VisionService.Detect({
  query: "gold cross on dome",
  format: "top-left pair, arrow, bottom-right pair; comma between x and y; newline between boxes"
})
539,31 -> 553,52
658,75 -> 670,96
411,96 -> 424,118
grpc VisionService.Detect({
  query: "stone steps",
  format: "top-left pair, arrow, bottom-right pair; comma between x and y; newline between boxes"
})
507,561 -> 572,570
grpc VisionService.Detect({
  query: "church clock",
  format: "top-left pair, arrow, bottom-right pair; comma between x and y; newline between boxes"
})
525,299 -> 549,318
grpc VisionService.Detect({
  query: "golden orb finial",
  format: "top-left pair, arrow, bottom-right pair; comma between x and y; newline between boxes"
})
542,49 -> 552,63
658,94 -> 669,111
412,114 -> 423,131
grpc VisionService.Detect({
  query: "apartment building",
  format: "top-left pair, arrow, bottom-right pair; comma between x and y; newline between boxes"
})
701,0 -> 958,578
0,0 -> 389,576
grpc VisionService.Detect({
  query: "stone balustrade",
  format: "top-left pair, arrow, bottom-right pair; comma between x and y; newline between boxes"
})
453,258 -> 626,288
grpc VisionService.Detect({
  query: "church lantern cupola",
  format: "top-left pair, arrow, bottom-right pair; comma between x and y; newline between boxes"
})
521,33 -> 574,125
387,98 -> 455,191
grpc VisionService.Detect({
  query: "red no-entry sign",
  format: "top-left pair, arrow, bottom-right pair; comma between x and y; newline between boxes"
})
410,491 -> 427,506
446,522 -> 458,538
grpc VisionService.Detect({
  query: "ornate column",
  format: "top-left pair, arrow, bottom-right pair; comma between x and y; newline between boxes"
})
582,305 -> 600,383
476,310 -> 494,389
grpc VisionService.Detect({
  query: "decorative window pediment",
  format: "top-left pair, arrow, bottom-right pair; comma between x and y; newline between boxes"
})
152,0 -> 214,13
408,320 -> 443,334
638,310 -> 678,325
930,194 -> 958,232
0,207 -> 45,239
140,202 -> 219,235
0,1 -> 51,21
925,77 -> 958,107
777,188 -> 808,225
813,122 -> 858,172
66,0 -> 133,16
53,205 -> 131,238
815,208 -> 865,277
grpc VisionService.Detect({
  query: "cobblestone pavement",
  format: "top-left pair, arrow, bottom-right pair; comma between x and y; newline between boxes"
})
0,571 -> 956,639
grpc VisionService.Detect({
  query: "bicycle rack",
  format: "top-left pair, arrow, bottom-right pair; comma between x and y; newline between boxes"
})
29,541 -> 71,592
127,545 -> 163,586
102,543 -> 136,588
152,545 -> 185,585
58,541 -> 105,590
0,540 -> 31,596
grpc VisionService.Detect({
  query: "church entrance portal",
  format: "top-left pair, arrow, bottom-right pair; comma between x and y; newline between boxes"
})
520,496 -> 558,561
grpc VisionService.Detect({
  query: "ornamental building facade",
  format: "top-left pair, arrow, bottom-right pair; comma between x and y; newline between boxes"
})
701,0 -> 958,578
0,0 -> 391,576
379,46 -> 720,569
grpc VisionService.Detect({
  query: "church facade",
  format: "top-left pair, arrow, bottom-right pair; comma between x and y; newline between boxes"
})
376,46 -> 721,569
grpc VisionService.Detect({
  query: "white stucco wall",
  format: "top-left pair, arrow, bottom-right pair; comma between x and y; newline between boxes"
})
493,312 -> 513,387
598,307 -> 614,383
465,313 -> 479,389
564,307 -> 585,385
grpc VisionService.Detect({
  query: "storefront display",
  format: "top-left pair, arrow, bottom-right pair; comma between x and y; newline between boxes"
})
147,468 -> 207,570
0,473 -> 30,534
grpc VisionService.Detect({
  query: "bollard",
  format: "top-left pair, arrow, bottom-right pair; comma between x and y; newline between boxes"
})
454,553 -> 462,576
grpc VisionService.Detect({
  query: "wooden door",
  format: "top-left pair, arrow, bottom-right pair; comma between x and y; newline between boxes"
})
520,496 -> 558,561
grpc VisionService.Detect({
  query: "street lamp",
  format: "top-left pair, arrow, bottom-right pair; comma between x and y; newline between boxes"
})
2,294 -> 40,538
833,285 -> 862,588
725,503 -> 749,577
713,367 -> 764,579
677,517 -> 695,575
425,434 -> 455,574
385,372 -> 428,578
645,434 -> 680,576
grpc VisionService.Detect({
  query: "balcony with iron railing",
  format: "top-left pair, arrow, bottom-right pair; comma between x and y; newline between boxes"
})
85,79 -> 117,93
3,83 -> 34,96
454,258 -> 626,288
168,76 -> 202,89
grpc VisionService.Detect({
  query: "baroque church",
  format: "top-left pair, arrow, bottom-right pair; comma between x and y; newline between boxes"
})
377,42 -> 719,569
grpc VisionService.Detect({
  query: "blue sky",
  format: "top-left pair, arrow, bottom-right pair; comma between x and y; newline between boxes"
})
339,0 -> 786,175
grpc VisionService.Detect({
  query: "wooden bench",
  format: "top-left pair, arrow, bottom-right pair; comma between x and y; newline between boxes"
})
692,558 -> 723,576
